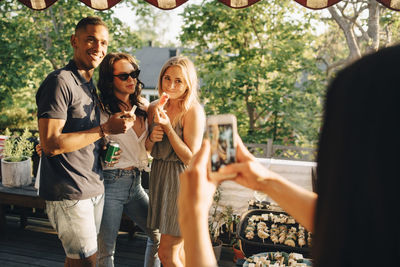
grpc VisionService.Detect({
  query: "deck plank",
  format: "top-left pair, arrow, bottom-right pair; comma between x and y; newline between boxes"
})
0,216 -> 237,266
0,216 -> 146,267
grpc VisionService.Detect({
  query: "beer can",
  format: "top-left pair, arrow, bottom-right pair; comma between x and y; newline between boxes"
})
104,141 -> 120,163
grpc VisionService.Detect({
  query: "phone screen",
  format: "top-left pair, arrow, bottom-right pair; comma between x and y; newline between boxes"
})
208,123 -> 236,172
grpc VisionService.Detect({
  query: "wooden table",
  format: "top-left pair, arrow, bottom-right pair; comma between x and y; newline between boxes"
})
0,181 -> 137,238
0,181 -> 45,233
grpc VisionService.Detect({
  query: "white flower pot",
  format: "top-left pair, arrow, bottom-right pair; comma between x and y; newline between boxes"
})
1,157 -> 32,187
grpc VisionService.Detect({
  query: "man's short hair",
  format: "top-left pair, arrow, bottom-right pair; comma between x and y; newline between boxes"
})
75,16 -> 108,33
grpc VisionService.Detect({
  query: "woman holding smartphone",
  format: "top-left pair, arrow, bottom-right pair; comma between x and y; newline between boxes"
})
145,56 -> 205,267
97,52 -> 160,267
179,45 -> 400,267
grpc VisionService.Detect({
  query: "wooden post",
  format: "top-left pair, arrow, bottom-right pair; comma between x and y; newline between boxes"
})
266,139 -> 273,158
0,204 -> 5,235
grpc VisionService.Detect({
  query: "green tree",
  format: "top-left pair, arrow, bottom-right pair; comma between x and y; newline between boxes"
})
180,0 -> 325,145
0,0 -> 142,129
317,0 -> 400,76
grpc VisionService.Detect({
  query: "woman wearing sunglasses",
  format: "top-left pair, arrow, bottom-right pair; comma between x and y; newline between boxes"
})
97,52 -> 160,267
145,56 -> 205,267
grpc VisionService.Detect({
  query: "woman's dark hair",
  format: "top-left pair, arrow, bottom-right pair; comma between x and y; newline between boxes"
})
313,45 -> 400,267
97,52 -> 146,119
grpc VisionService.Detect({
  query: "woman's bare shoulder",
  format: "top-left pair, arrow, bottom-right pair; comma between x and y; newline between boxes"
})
190,101 -> 205,115
184,101 -> 205,122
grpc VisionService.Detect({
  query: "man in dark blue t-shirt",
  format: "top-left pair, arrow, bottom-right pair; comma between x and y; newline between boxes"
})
36,16 -> 133,267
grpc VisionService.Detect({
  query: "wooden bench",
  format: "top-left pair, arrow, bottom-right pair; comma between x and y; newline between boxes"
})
0,183 -> 45,233
0,182 -> 138,238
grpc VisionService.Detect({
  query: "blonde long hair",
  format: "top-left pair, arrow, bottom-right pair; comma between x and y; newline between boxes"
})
157,56 -> 200,127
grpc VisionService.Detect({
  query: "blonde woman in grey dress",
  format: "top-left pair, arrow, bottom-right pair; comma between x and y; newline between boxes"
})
145,56 -> 205,267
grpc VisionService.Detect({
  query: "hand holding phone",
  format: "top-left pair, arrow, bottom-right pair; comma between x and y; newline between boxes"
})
206,114 -> 237,180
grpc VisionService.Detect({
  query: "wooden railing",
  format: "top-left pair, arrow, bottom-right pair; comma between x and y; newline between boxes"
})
245,139 -> 317,162
1,129 -> 316,162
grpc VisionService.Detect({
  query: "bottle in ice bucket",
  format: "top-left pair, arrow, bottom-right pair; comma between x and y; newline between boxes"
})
104,141 -> 120,163
254,190 -> 270,202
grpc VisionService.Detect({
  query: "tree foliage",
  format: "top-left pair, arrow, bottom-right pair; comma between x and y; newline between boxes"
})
317,0 -> 400,75
0,0 -> 142,129
180,0 -> 325,145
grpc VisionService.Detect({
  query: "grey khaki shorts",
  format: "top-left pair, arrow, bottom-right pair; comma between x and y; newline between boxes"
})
46,194 -> 104,259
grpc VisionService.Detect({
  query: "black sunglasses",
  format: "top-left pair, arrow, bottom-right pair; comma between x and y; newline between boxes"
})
113,69 -> 140,81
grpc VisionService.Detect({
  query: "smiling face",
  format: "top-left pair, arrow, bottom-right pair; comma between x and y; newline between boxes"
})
71,24 -> 109,71
112,59 -> 138,101
161,66 -> 188,100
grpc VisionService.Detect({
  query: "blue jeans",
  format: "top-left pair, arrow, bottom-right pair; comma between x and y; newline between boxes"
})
97,169 -> 160,267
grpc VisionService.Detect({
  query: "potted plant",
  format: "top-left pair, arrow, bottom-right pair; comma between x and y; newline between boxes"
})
1,128 -> 34,187
209,186 -> 225,261
218,208 -> 245,263
209,186 -> 241,261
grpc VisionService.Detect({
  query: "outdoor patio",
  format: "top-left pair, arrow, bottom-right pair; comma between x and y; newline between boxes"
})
0,158 -> 314,266
0,215 -> 238,267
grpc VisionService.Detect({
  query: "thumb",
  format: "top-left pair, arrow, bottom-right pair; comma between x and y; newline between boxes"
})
236,135 -> 255,162
219,162 -> 247,175
122,110 -> 133,118
154,108 -> 161,120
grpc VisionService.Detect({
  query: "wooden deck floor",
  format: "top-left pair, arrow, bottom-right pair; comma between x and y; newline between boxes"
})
0,215 -> 238,267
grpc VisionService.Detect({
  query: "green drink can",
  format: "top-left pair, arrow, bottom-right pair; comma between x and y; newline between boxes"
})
104,141 -> 120,163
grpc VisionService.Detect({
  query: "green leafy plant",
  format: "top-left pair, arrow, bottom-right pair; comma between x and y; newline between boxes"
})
225,210 -> 240,246
2,128 -> 34,162
209,186 -> 225,245
209,187 -> 238,246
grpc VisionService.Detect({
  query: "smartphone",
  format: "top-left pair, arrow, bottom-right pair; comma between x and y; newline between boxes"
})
206,114 -> 237,180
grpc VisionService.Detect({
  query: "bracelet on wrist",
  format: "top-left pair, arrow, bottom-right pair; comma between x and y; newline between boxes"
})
99,124 -> 106,137
148,135 -> 154,143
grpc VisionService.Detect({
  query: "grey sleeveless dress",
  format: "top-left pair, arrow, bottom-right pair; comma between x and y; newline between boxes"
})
147,122 -> 186,236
